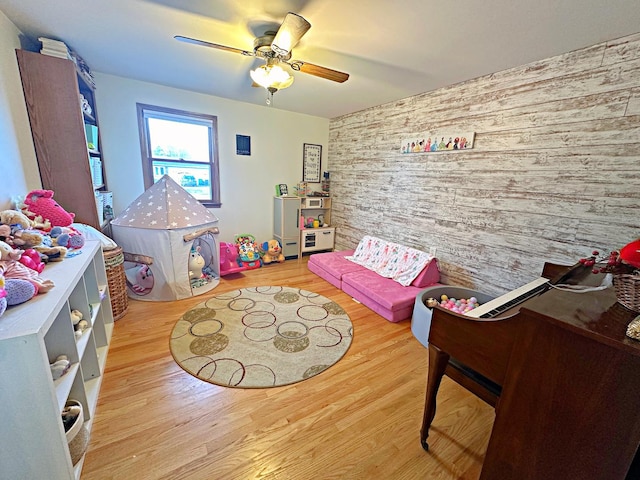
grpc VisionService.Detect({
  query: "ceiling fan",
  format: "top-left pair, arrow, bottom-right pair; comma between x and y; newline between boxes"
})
175,12 -> 349,104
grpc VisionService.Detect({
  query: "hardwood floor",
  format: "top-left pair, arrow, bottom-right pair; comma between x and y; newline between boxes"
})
82,257 -> 494,479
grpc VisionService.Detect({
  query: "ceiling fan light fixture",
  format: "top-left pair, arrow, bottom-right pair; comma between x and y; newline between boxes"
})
250,64 -> 294,90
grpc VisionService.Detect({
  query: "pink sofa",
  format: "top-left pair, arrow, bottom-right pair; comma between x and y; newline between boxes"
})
308,248 -> 440,323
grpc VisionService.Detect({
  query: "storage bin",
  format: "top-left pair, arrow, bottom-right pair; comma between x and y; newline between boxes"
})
103,246 -> 128,320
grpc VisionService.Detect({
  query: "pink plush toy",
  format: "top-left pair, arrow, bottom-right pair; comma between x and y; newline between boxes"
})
18,248 -> 45,273
0,240 -> 53,295
21,190 -> 75,231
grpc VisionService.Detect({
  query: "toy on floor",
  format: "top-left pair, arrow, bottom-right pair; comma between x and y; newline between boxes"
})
125,264 -> 154,295
219,242 -> 247,276
188,245 -> 208,288
235,234 -> 262,269
261,239 -> 285,264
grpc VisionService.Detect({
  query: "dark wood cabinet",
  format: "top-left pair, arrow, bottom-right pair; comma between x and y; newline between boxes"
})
16,49 -> 105,229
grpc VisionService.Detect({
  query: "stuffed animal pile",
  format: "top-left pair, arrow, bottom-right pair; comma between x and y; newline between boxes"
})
0,189 -> 87,317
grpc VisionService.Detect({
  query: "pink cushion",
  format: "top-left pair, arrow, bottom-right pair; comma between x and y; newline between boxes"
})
341,270 -> 424,312
307,250 -> 363,288
411,259 -> 441,287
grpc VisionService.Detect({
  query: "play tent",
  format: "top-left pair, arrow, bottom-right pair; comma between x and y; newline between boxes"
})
111,175 -> 219,301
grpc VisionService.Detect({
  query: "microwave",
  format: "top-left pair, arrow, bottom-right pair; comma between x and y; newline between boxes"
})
303,197 -> 324,208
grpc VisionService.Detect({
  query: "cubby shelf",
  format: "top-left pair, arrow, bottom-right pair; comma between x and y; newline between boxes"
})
0,241 -> 114,479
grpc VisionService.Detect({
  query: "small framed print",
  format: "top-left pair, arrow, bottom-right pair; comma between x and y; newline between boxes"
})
276,184 -> 288,196
236,134 -> 251,155
303,143 -> 322,183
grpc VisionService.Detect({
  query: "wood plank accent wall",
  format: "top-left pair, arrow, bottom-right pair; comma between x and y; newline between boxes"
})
328,32 -> 640,296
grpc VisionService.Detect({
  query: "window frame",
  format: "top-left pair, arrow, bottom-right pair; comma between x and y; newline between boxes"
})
136,103 -> 221,207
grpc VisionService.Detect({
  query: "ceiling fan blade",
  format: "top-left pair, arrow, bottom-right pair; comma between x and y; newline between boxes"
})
271,12 -> 311,56
289,60 -> 349,83
174,35 -> 254,57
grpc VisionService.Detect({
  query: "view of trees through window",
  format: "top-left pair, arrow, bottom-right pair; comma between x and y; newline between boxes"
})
137,104 -> 220,207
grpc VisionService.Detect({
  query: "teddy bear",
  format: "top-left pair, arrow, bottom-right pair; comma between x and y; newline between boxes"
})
261,239 -> 285,264
0,209 -> 32,230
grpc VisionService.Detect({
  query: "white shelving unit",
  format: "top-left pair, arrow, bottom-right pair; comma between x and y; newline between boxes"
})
0,240 -> 114,479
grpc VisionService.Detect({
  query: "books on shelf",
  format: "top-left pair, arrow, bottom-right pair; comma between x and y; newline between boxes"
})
38,37 -> 71,60
38,37 -> 96,88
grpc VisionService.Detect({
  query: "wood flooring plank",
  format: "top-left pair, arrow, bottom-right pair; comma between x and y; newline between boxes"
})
82,258 -> 492,479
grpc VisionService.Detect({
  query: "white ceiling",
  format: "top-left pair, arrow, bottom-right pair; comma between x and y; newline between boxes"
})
2,0 -> 640,119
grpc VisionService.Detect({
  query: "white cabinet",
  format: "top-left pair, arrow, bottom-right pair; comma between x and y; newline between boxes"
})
300,196 -> 334,254
301,227 -> 336,253
273,196 -> 302,259
0,241 -> 113,479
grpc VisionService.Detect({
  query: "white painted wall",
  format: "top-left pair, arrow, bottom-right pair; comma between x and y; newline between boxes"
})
0,10 -> 40,209
94,73 -> 329,244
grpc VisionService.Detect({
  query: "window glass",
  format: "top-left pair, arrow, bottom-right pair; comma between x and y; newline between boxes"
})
148,118 -> 210,162
137,104 -> 220,207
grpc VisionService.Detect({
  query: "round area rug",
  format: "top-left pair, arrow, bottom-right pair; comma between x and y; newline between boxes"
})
170,286 -> 353,388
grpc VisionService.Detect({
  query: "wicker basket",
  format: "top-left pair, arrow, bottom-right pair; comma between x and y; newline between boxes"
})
613,274 -> 640,313
104,246 -> 128,320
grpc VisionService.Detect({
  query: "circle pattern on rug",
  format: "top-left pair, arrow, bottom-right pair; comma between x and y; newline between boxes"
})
170,286 -> 353,388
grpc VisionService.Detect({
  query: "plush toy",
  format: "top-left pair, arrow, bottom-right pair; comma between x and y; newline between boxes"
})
1,221 -> 67,263
0,240 -> 54,294
71,310 -> 88,339
35,234 -> 67,262
0,209 -> 32,230
50,226 -> 85,249
7,225 -> 44,249
261,239 -> 285,264
0,224 -> 10,242
50,355 -> 70,380
0,274 -> 6,317
188,245 -> 205,280
0,267 -> 38,317
18,248 -> 45,273
0,240 -> 21,262
21,189 -> 75,230
126,264 -> 154,295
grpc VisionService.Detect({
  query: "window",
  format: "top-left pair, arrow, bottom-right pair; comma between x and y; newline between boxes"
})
137,104 -> 220,207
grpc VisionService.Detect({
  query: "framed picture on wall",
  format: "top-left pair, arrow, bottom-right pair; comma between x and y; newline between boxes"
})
276,184 -> 288,196
303,143 -> 322,183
